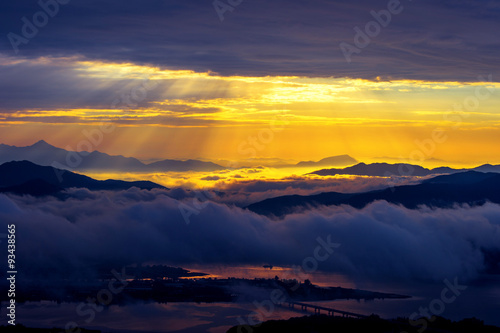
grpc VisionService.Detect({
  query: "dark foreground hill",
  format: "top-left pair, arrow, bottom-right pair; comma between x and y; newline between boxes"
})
0,160 -> 165,196
227,315 -> 500,333
247,171 -> 500,216
309,162 -> 500,177
0,325 -> 100,333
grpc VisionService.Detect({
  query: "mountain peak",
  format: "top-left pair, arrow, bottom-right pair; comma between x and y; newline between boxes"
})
32,140 -> 54,147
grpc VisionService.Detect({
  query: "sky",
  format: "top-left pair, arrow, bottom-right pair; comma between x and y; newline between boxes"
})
2,3 -> 500,323
0,0 -> 499,164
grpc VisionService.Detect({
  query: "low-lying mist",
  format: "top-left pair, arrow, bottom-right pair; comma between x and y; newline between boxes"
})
1,188 -> 499,284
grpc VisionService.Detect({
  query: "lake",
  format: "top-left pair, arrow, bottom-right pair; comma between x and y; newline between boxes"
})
6,265 -> 500,332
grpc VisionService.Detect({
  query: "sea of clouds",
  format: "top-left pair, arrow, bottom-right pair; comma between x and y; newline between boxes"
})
1,187 -> 499,284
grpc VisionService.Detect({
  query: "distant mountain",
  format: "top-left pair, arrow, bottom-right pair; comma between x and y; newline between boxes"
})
0,140 -> 225,172
74,150 -> 146,171
473,164 -> 500,173
247,171 -> 500,216
309,162 -> 471,177
147,159 -> 224,172
0,160 -> 165,196
295,155 -> 357,168
0,140 -> 72,166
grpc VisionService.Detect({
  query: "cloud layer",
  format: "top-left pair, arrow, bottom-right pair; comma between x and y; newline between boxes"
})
1,189 -> 499,283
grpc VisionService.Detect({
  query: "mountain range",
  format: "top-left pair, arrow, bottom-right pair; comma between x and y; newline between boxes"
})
0,141 -> 364,172
3,159 -> 500,227
309,162 -> 500,177
0,160 -> 165,196
6,141 -> 497,177
247,171 -> 500,217
0,140 -> 225,172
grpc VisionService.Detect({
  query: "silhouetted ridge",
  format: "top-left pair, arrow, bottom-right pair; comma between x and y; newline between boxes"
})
310,162 -> 500,178
247,171 -> 500,216
0,140 -> 225,172
0,160 -> 165,196
423,170 -> 500,184
0,179 -> 63,196
310,162 -> 464,177
247,192 -> 353,216
227,315 -> 500,333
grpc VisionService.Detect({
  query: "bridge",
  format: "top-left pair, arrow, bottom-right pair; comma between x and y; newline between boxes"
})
278,301 -> 368,319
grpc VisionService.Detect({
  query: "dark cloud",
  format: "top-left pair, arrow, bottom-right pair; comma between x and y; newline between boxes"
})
2,189 -> 499,283
0,57 -> 229,113
0,0 -> 498,81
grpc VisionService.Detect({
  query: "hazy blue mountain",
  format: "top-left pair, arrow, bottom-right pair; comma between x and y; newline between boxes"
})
0,160 -> 165,196
74,150 -> 145,171
295,155 -> 358,168
430,166 -> 467,174
0,140 -> 69,165
473,164 -> 500,173
0,140 -> 225,172
247,171 -> 500,216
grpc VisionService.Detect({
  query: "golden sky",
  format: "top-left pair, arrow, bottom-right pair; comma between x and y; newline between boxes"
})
1,56 -> 499,166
